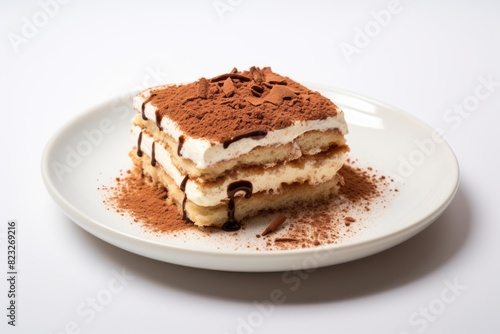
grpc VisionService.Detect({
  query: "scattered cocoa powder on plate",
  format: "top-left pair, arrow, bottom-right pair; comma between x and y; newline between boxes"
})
266,160 -> 395,250
339,164 -> 380,202
102,167 -> 191,233
101,158 -> 397,250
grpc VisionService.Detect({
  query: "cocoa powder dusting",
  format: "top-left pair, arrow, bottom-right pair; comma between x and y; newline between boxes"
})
102,167 -> 191,233
339,164 -> 380,202
101,158 -> 397,251
142,66 -> 341,143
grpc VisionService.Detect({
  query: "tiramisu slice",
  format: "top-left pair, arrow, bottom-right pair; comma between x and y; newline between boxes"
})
130,66 -> 349,230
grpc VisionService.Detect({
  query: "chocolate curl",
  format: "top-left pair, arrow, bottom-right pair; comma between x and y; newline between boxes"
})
210,73 -> 251,82
262,214 -> 287,236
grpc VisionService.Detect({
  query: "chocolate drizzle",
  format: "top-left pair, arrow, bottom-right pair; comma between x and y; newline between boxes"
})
222,181 -> 253,231
177,135 -> 186,156
180,175 -> 193,223
155,113 -> 163,131
151,142 -> 156,166
141,93 -> 156,121
136,132 -> 143,157
223,130 -> 267,149
180,175 -> 188,192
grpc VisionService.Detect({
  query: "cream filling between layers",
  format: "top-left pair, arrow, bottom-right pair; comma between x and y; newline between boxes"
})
132,126 -> 346,207
133,91 -> 349,169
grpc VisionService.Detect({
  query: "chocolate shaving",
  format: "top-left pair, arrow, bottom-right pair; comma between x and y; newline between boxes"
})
265,72 -> 287,85
210,73 -> 252,83
197,77 -> 209,99
222,77 -> 236,97
274,238 -> 298,243
262,214 -> 287,236
250,84 -> 264,97
263,85 -> 298,105
250,66 -> 264,84
344,216 -> 356,226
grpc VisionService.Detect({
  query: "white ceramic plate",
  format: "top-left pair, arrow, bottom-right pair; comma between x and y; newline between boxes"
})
41,87 -> 459,272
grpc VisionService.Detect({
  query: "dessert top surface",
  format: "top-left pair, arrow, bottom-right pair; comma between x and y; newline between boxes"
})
141,67 -> 343,142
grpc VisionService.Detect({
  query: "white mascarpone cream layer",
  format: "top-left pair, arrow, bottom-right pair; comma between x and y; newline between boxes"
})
133,92 -> 348,169
132,126 -> 345,207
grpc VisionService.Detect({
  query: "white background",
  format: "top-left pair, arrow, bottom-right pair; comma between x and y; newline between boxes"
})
2,0 -> 500,333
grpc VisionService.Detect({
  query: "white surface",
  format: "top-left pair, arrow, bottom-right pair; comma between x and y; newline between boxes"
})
40,87 -> 459,272
1,0 -> 499,333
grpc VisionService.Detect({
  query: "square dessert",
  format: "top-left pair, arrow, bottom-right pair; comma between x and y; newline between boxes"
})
130,66 -> 349,230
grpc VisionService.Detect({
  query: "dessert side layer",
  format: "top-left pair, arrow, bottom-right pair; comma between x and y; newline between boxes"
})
131,151 -> 345,228
132,124 -> 348,206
